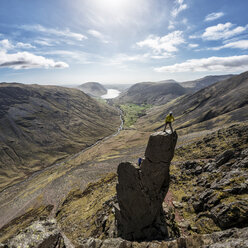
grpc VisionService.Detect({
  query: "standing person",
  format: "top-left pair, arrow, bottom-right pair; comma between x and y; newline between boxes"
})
163,111 -> 175,133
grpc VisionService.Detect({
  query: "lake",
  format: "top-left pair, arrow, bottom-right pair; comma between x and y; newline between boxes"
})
101,89 -> 120,99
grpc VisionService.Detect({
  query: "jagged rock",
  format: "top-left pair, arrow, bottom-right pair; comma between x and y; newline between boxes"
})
115,131 -> 177,241
4,219 -> 65,248
75,227 -> 248,248
211,201 -> 248,229
215,150 -> 234,166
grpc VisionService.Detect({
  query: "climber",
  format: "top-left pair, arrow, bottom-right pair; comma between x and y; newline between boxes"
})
163,111 -> 175,133
138,157 -> 143,166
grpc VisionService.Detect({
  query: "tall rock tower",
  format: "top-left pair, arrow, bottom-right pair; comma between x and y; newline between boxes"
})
115,131 -> 178,241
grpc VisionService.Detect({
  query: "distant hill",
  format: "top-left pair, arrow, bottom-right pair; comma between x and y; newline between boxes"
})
79,82 -> 107,97
181,74 -> 234,91
137,71 -> 248,131
115,80 -> 187,105
0,83 -> 120,191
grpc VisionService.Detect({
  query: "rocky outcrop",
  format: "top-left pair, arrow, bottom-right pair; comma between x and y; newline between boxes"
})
77,227 -> 248,248
115,131 -> 178,241
2,219 -> 65,248
174,145 -> 248,234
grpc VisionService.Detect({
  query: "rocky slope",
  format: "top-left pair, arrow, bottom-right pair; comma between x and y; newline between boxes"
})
79,82 -> 107,97
0,74 -> 248,247
1,124 -> 247,247
0,83 -> 120,191
181,74 -> 234,91
136,71 -> 248,132
115,81 -> 187,105
169,124 -> 248,235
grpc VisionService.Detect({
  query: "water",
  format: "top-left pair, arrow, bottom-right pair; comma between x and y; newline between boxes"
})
101,89 -> 120,99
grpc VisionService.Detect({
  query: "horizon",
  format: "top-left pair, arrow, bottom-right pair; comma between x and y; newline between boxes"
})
0,0 -> 248,85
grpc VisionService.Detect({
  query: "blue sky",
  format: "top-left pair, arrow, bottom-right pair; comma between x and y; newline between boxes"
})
0,0 -> 248,84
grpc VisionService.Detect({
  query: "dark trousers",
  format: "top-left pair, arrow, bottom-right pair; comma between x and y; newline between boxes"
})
164,122 -> 173,133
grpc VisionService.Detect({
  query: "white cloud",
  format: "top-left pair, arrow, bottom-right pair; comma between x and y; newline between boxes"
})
16,42 -> 35,49
168,21 -> 175,30
0,39 -> 35,51
205,12 -> 224,22
188,43 -> 199,48
109,53 -> 150,65
209,40 -> 248,50
137,31 -> 185,57
40,50 -> 95,64
0,39 -> 13,51
20,25 -> 87,41
87,29 -> 109,43
171,0 -> 188,17
155,55 -> 248,72
202,22 -> 247,40
0,51 -> 69,69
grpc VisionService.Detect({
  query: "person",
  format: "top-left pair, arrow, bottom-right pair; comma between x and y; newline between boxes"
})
138,157 -> 143,166
163,111 -> 175,133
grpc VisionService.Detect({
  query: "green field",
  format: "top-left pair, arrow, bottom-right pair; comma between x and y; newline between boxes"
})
120,103 -> 152,127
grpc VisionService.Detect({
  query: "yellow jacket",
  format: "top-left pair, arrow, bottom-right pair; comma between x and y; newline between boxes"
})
165,114 -> 175,123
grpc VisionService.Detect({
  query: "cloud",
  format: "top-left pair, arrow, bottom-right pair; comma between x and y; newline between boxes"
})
188,43 -> 199,48
209,40 -> 248,50
87,29 -> 109,43
20,25 -> 87,41
16,42 -> 35,49
0,39 -> 13,51
205,12 -> 224,22
0,51 -> 69,69
137,31 -> 185,57
168,21 -> 175,30
108,53 -> 150,65
0,39 -> 35,51
171,0 -> 188,17
202,22 -> 247,40
155,55 -> 248,72
40,50 -> 95,64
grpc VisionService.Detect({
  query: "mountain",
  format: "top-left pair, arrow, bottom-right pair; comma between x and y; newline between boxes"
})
115,80 -> 187,105
0,77 -> 248,247
181,74 -> 234,91
79,82 -> 107,97
136,71 -> 248,132
0,83 -> 120,191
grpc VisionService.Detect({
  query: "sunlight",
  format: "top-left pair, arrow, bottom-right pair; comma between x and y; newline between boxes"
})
77,0 -> 151,29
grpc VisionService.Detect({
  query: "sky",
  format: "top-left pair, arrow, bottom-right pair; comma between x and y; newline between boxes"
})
0,0 -> 248,85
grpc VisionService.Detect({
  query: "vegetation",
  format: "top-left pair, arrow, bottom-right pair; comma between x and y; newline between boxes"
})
120,103 -> 152,127
0,205 -> 53,243
56,173 -> 117,246
0,83 -> 120,191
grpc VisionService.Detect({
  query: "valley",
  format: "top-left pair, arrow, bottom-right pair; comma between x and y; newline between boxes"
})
0,72 -> 248,247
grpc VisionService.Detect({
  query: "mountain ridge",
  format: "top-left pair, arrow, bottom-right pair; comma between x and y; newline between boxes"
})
0,83 -> 120,191
78,82 -> 107,97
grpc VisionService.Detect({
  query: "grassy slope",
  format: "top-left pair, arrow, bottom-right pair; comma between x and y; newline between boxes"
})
0,83 -> 120,191
115,81 -> 187,106
1,72 -> 248,242
135,71 -> 248,133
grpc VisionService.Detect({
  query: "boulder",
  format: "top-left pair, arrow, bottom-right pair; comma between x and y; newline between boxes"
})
215,150 -> 234,166
211,201 -> 248,229
115,131 -> 177,241
4,219 -> 65,248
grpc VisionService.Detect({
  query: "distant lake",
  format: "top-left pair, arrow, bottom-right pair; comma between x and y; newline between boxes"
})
101,89 -> 120,99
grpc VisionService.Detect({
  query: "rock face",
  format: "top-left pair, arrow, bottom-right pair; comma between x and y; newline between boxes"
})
115,131 -> 178,240
3,219 -> 65,248
77,227 -> 248,248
